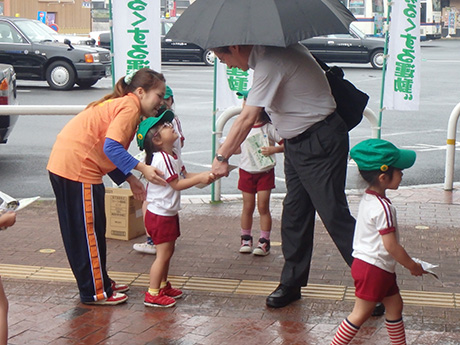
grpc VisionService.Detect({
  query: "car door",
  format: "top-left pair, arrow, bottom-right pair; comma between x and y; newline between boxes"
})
318,32 -> 367,64
0,21 -> 46,79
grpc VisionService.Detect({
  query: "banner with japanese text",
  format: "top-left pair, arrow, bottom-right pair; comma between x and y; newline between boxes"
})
215,62 -> 253,111
112,0 -> 161,82
383,0 -> 421,110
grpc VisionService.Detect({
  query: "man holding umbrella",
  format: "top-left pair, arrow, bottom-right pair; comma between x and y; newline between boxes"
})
166,0 -> 384,315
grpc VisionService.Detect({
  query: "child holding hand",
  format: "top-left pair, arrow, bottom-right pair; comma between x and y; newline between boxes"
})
330,139 -> 425,345
136,110 -> 215,307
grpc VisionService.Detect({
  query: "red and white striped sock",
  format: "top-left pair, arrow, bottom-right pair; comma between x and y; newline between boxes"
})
330,318 -> 360,345
385,318 -> 406,345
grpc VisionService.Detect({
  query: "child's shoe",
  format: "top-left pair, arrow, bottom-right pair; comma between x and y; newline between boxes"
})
111,280 -> 129,293
133,238 -> 157,254
161,281 -> 183,299
253,238 -> 270,256
84,292 -> 128,305
144,291 -> 176,308
239,235 -> 253,253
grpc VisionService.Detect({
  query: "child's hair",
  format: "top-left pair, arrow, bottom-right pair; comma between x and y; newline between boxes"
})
86,68 -> 165,108
143,121 -> 165,165
359,167 -> 396,186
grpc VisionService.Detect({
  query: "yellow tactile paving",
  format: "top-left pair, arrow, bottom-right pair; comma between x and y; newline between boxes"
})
0,264 -> 457,308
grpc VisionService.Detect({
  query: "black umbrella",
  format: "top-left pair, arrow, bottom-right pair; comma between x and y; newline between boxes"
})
166,0 -> 356,49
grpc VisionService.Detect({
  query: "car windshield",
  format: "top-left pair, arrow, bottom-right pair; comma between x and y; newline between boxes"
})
349,23 -> 366,39
163,21 -> 174,35
15,20 -> 58,43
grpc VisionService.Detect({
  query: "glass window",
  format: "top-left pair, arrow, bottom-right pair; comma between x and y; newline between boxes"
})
349,0 -> 365,16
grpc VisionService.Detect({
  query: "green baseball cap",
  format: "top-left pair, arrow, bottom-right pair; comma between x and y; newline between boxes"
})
350,139 -> 416,172
136,109 -> 175,150
164,85 -> 174,99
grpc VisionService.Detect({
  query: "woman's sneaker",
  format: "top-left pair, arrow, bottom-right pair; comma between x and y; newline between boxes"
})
144,291 -> 176,308
161,281 -> 183,299
84,292 -> 128,305
239,235 -> 253,253
253,238 -> 270,256
111,280 -> 129,293
133,241 -> 157,254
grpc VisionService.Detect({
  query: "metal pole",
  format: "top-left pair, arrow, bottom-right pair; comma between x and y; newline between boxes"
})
377,1 -> 392,139
211,61 -> 218,202
444,102 -> 460,191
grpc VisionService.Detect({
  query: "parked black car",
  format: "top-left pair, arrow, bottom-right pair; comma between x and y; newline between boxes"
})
301,24 -> 385,69
0,63 -> 18,143
0,16 -> 111,90
95,18 -> 215,66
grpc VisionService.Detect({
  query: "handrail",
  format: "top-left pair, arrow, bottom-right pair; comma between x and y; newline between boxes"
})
444,102 -> 460,191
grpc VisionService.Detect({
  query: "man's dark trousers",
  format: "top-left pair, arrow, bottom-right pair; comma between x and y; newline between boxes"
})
280,112 -> 355,288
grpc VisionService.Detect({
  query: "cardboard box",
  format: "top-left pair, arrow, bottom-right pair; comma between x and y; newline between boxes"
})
105,187 -> 145,240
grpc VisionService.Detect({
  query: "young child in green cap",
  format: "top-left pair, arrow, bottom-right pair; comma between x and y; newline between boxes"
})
330,139 -> 425,345
136,110 -> 215,308
133,85 -> 186,255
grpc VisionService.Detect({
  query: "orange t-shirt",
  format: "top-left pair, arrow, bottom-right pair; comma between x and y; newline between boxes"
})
47,93 -> 141,184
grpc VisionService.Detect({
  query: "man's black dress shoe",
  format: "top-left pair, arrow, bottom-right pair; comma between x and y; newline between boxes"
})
266,284 -> 301,308
372,302 -> 385,316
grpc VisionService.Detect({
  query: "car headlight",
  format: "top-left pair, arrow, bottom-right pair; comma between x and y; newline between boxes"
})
84,53 -> 100,63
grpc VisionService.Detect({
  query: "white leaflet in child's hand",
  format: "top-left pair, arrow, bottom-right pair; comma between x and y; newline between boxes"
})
412,257 -> 440,280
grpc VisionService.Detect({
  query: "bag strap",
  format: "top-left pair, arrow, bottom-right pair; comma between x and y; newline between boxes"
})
312,54 -> 344,79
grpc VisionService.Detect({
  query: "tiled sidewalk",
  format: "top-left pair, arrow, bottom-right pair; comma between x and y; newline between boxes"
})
0,184 -> 460,344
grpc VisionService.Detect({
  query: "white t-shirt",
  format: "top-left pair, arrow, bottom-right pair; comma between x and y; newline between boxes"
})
352,190 -> 399,273
245,44 -> 336,139
146,149 -> 185,216
239,122 -> 283,173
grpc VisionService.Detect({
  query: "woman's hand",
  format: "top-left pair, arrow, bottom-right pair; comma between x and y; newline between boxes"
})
126,175 -> 147,201
135,162 -> 167,186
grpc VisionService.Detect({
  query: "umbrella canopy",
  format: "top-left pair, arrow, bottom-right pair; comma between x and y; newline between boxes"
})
166,0 -> 356,49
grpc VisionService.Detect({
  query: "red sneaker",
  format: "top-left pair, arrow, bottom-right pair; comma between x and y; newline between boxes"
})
144,290 -> 176,308
111,280 -> 129,293
84,292 -> 128,305
161,281 -> 183,299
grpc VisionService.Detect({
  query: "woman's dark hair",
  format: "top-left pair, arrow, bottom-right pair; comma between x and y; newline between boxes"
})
143,121 -> 165,165
87,68 -> 165,108
359,166 -> 395,186
212,46 -> 231,54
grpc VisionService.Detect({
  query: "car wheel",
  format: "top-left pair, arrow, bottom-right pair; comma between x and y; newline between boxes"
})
46,61 -> 76,90
203,49 -> 215,66
370,49 -> 384,69
76,79 -> 99,88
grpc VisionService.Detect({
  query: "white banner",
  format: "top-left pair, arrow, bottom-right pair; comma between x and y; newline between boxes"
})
383,0 -> 421,111
112,0 -> 161,83
215,62 -> 253,111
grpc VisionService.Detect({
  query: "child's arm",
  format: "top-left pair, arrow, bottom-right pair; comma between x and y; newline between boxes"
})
260,142 -> 284,156
0,212 -> 16,229
382,232 -> 424,276
169,171 -> 215,191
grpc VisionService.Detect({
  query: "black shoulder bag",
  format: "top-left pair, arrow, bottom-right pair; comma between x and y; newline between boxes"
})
313,55 -> 369,131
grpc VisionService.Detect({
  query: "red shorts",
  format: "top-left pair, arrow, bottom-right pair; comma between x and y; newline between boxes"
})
238,168 -> 275,193
351,258 -> 399,302
145,210 -> 180,245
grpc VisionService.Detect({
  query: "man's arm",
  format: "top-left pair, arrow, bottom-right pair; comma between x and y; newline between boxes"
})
212,104 -> 262,177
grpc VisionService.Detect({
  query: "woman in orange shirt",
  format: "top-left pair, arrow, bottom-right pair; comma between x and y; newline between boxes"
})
47,68 -> 167,305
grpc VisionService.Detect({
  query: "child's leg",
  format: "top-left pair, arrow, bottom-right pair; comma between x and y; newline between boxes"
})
133,201 -> 156,254
382,293 -> 406,345
241,191 -> 256,232
330,297 -> 376,345
257,189 -> 272,235
149,241 -> 175,292
240,191 -> 256,253
0,277 -> 8,345
145,241 -> 176,308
